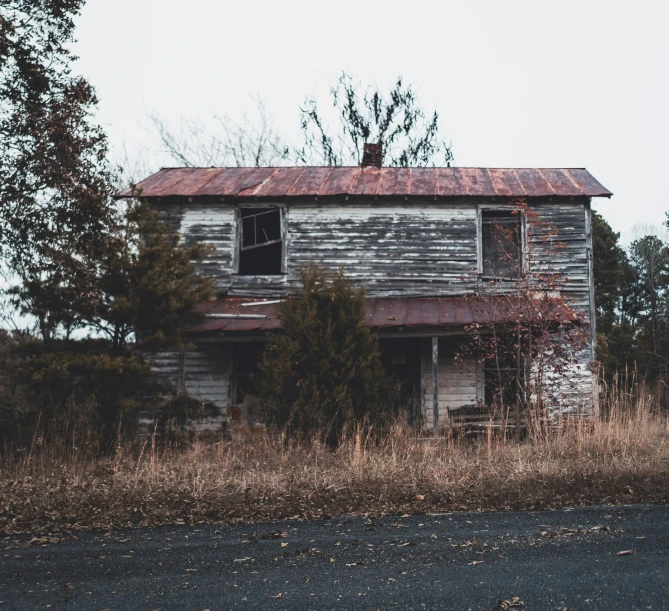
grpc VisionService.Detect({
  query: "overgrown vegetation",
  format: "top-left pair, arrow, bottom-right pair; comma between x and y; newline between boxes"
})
1,201 -> 214,448
457,202 -> 591,432
1,383 -> 667,535
257,264 -> 390,445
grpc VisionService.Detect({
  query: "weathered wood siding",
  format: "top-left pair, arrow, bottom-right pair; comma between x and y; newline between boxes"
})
287,204 -> 479,297
147,346 -> 233,408
530,203 -> 591,315
183,345 -> 233,408
142,345 -> 233,433
422,345 -> 482,430
159,198 -> 592,307
535,347 -> 597,418
164,203 -> 236,292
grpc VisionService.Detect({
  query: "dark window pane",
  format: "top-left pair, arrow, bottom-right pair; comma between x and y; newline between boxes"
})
239,241 -> 283,275
242,215 -> 256,248
482,211 -> 521,278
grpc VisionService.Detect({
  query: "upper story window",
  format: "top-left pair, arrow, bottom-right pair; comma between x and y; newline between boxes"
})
481,210 -> 522,279
238,207 -> 283,276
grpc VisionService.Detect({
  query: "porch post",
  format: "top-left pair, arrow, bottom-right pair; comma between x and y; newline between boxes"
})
432,336 -> 439,433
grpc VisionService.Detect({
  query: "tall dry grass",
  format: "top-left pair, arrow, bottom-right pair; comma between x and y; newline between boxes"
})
1,384 -> 668,535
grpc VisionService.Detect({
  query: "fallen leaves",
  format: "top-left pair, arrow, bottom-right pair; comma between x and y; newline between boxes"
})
540,525 -> 611,539
496,597 -> 525,609
260,531 -> 287,540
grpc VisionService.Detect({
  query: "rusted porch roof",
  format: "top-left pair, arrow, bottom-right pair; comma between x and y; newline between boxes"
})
117,167 -> 612,200
187,296 -> 579,333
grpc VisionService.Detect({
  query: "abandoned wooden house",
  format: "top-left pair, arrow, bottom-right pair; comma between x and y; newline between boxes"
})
117,145 -> 612,431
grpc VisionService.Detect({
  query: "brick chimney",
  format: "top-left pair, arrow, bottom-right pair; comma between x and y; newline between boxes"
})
361,142 -> 383,168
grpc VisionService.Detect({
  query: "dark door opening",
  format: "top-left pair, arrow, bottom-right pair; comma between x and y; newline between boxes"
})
379,338 -> 422,426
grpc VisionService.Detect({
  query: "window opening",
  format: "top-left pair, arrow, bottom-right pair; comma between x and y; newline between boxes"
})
239,208 -> 283,275
481,210 -> 521,279
483,336 -> 524,412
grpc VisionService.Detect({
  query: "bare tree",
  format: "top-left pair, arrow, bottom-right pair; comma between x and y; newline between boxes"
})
147,75 -> 454,170
149,96 -> 288,168
296,72 -> 453,167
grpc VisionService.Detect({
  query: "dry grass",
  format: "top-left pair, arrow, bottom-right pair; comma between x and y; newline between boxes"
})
2,386 -> 669,535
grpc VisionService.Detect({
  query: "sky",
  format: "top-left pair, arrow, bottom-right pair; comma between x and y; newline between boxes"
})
73,0 -> 669,243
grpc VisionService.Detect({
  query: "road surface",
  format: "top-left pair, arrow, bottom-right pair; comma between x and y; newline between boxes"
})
1,504 -> 667,610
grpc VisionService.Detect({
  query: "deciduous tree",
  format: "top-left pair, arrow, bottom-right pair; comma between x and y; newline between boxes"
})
296,72 -> 453,167
0,0 -> 116,276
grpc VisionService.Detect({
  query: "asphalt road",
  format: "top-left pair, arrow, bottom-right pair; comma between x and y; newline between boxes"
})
1,504 -> 667,610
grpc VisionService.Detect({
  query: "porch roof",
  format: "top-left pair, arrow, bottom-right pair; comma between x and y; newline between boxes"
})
187,295 -> 579,333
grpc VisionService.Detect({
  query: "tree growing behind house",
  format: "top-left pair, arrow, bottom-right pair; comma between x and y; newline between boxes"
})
296,72 -> 453,167
256,264 -> 389,445
147,72 -> 453,173
591,211 -> 637,376
591,212 -> 669,383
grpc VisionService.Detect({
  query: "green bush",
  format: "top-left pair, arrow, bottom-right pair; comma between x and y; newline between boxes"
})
257,264 -> 389,445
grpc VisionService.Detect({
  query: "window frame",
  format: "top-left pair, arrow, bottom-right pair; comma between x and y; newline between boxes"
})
234,204 -> 287,276
477,204 -> 526,280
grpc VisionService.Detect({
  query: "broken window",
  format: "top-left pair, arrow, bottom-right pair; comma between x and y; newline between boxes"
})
481,210 -> 522,279
238,207 -> 283,276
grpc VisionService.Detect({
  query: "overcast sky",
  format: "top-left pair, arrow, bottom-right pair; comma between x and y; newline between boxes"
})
73,0 -> 668,242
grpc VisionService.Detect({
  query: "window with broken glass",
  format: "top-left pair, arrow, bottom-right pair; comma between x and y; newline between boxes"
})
481,210 -> 522,279
238,207 -> 283,276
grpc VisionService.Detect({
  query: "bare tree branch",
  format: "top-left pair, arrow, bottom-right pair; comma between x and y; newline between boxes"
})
149,96 -> 288,168
296,73 -> 454,167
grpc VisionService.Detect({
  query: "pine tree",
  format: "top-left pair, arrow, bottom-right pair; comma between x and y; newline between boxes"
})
257,264 -> 389,445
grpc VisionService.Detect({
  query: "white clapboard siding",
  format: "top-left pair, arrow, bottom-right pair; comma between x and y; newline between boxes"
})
287,204 -> 479,298
424,357 -> 481,429
183,345 -> 233,408
143,345 -> 233,434
534,348 -> 597,418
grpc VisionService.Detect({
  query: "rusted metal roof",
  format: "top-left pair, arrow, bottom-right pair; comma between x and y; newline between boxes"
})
187,296 -> 579,333
117,167 -> 612,200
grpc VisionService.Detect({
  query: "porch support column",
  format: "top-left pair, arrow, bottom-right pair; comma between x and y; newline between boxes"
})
432,336 -> 439,434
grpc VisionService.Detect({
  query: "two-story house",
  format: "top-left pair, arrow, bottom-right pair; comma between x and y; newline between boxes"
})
117,145 -> 611,431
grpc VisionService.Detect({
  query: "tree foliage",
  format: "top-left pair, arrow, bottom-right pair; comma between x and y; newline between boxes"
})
296,72 -> 453,167
3,200 -> 215,446
0,0 -> 116,275
627,235 -> 669,378
592,212 -> 669,381
256,264 -> 389,444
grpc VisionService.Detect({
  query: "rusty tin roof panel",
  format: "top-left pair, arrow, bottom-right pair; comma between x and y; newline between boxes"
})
186,296 -> 577,333
194,168 -> 246,196
117,167 -> 612,199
